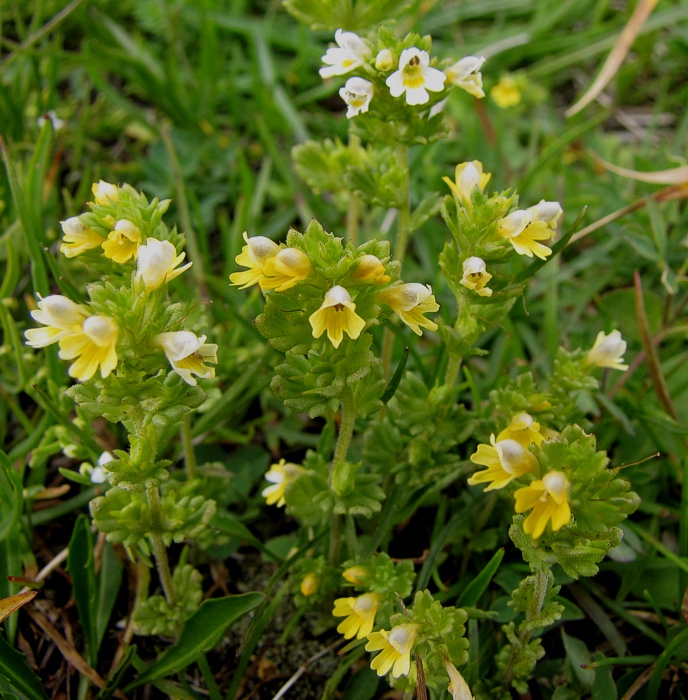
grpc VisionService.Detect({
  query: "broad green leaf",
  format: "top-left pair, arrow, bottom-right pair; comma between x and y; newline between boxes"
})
67,516 -> 98,666
0,632 -> 49,700
457,548 -> 505,608
125,593 -> 263,689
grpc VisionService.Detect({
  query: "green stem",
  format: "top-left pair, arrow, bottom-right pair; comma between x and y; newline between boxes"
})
146,484 -> 176,605
329,387 -> 356,566
393,143 -> 411,266
332,387 -> 356,468
382,143 -> 411,379
181,415 -> 197,480
502,568 -> 549,687
444,354 -> 462,388
346,130 -> 361,248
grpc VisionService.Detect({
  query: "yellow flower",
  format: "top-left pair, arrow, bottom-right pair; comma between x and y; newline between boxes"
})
353,255 -> 390,284
514,471 -> 572,539
101,219 -> 142,264
443,161 -> 491,207
379,283 -> 439,336
261,458 -> 304,507
445,56 -> 486,98
91,180 -> 119,205
260,248 -> 312,292
59,216 -> 104,258
342,565 -> 369,585
333,593 -> 379,640
386,48 -> 446,105
136,238 -> 192,290
58,316 -> 119,381
585,330 -> 628,371
497,412 -> 545,448
467,435 -> 539,491
497,201 -> 562,260
460,257 -> 493,297
229,232 -> 280,289
366,623 -> 418,678
491,76 -> 521,108
24,295 -> 89,348
156,331 -> 218,386
300,573 -> 318,597
320,29 -> 371,79
309,286 -> 366,349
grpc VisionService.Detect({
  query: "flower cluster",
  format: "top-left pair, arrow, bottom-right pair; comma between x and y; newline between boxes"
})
318,28 -> 486,118
25,182 -> 217,386
230,221 -> 439,352
467,411 -> 572,538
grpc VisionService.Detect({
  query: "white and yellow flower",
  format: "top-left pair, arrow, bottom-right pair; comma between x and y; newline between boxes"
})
320,29 -> 371,79
514,471 -> 572,539
445,56 -> 486,98
366,623 -> 418,678
339,77 -> 374,118
353,255 -> 390,284
300,573 -> 318,597
229,232 -> 280,289
59,216 -> 104,258
102,219 -> 142,264
460,257 -> 493,297
386,48 -> 446,105
379,283 -> 439,336
261,458 -> 304,507
309,286 -> 366,349
586,330 -> 628,371
333,593 -> 379,640
24,295 -> 89,348
497,201 -> 562,260
375,48 -> 394,71
91,180 -> 119,205
497,412 -> 546,447
342,565 -> 369,585
443,161 -> 491,207
259,248 -> 312,292
58,316 -> 119,381
136,238 -> 192,290
156,331 -> 218,386
467,435 -> 539,491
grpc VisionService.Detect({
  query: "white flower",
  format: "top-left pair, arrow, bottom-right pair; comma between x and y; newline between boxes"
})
156,331 -> 218,385
386,47 -> 446,105
339,77 -> 374,118
37,111 -> 65,131
445,56 -> 486,98
320,29 -> 371,79
136,238 -> 193,290
586,330 -> 628,371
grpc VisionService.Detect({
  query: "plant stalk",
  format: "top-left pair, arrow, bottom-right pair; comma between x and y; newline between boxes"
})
145,484 -> 176,605
181,414 -> 197,479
